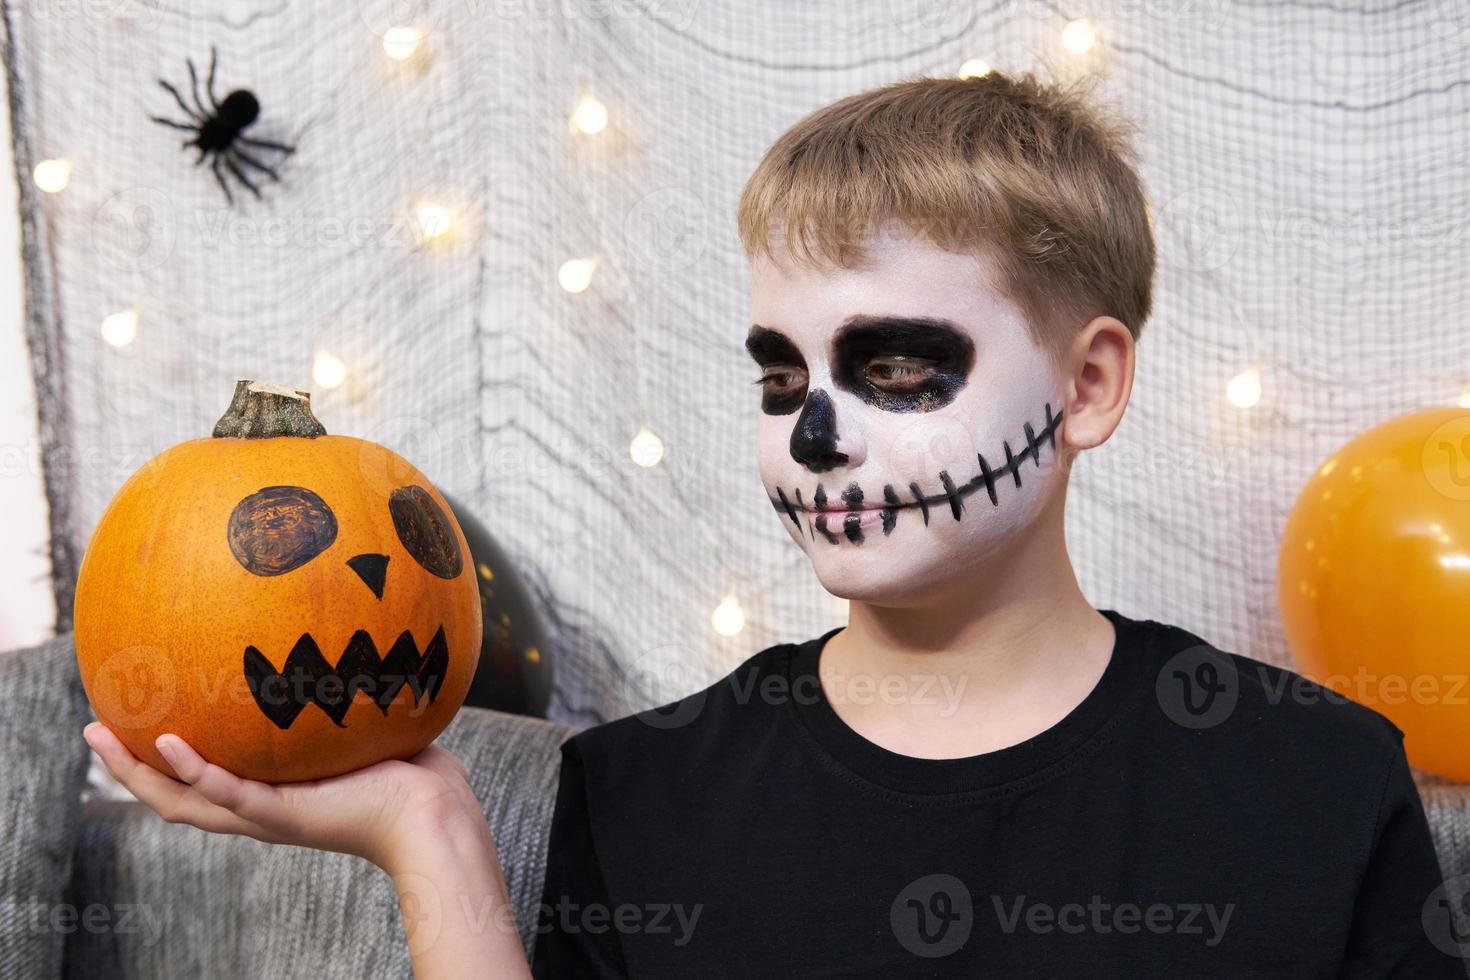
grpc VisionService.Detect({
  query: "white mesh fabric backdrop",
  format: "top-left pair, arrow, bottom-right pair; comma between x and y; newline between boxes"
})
7,0 -> 1470,729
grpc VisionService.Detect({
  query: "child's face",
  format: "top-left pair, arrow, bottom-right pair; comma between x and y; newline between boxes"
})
746,224 -> 1068,606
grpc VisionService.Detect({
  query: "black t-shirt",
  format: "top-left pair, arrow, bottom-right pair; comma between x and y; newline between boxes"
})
530,608 -> 1463,978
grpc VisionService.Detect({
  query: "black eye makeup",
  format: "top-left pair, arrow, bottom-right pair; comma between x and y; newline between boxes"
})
745,325 -> 809,415
745,315 -> 977,417
831,315 -> 975,412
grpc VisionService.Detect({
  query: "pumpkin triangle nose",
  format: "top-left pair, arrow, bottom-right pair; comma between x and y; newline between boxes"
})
347,553 -> 389,599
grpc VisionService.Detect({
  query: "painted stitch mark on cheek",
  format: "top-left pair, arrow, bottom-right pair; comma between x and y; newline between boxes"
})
939,471 -> 962,520
1003,441 -> 1022,488
909,481 -> 930,526
977,453 -> 998,505
794,487 -> 815,541
830,315 -> 976,413
775,486 -> 801,530
767,403 -> 1064,547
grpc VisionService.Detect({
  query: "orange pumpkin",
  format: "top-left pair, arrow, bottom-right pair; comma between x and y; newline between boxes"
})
74,379 -> 483,783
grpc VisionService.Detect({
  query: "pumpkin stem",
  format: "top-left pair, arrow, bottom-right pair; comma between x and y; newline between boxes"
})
212,379 -> 328,438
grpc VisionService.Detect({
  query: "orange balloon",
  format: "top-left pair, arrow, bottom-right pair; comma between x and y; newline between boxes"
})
1279,406 -> 1470,781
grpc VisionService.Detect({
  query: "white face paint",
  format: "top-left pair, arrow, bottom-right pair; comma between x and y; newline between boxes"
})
746,224 -> 1068,605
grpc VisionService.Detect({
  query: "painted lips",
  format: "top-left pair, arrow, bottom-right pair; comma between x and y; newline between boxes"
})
811,508 -> 887,528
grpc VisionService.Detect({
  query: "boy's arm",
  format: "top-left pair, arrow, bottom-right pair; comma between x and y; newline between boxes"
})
382,808 -> 533,979
531,736 -> 631,978
1339,735 -> 1466,978
83,722 -> 535,978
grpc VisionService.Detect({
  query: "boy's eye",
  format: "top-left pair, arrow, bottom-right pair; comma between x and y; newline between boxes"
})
864,356 -> 937,390
752,365 -> 809,416
754,368 -> 806,394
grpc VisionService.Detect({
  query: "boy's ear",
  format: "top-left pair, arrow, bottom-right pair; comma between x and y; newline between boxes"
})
1060,315 -> 1135,457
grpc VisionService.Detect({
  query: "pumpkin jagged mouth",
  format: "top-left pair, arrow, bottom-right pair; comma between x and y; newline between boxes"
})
243,626 -> 449,730
767,402 -> 1062,545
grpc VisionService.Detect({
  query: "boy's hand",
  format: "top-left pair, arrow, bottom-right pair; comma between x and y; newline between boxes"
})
82,721 -> 486,870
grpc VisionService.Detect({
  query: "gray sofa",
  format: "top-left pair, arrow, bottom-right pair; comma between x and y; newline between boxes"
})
0,633 -> 574,979
7,633 -> 1470,979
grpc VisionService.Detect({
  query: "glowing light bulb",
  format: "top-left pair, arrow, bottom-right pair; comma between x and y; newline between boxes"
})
957,58 -> 991,79
313,350 -> 347,389
100,309 -> 139,347
629,426 -> 664,467
413,201 -> 452,242
558,257 -> 598,293
33,158 -> 73,193
1226,366 -> 1263,409
1458,384 -> 1470,409
382,26 -> 423,61
1062,18 -> 1098,54
570,94 -> 608,135
711,594 -> 745,637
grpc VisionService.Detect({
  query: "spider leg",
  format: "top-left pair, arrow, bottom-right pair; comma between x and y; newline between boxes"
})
157,79 -> 202,122
224,157 -> 263,200
186,56 -> 208,118
231,147 -> 281,182
150,115 -> 198,133
237,134 -> 296,155
210,156 -> 235,206
206,46 -> 220,111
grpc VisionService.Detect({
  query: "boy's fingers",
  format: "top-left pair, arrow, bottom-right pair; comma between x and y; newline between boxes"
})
154,733 -> 289,831
84,721 -> 173,789
82,724 -> 269,841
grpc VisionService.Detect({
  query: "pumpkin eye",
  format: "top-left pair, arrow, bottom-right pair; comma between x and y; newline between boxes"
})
228,485 -> 338,576
388,485 -> 463,579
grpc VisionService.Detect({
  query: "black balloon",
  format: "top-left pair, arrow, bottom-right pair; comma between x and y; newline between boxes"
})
442,493 -> 553,717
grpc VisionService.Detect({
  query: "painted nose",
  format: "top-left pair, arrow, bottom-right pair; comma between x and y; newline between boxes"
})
347,553 -> 389,600
789,389 -> 850,473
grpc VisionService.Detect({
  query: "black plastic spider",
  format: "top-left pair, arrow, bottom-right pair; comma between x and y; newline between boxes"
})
149,46 -> 295,205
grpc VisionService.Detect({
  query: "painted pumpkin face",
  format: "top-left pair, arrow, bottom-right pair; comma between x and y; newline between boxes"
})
74,381 -> 482,783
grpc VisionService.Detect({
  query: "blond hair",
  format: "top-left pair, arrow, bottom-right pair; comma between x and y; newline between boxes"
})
736,72 -> 1155,361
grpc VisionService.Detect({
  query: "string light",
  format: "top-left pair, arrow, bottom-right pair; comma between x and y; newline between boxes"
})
382,26 -> 424,61
629,426 -> 664,467
711,593 -> 745,637
569,93 -> 608,135
1226,365 -> 1263,409
1457,384 -> 1470,409
957,59 -> 992,79
412,200 -> 452,242
33,158 -> 73,193
558,257 -> 598,293
1061,18 -> 1098,54
100,309 -> 139,347
313,350 -> 347,389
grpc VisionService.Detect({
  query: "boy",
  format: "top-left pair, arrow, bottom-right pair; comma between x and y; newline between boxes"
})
87,72 -> 1461,977
529,71 -> 1461,976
